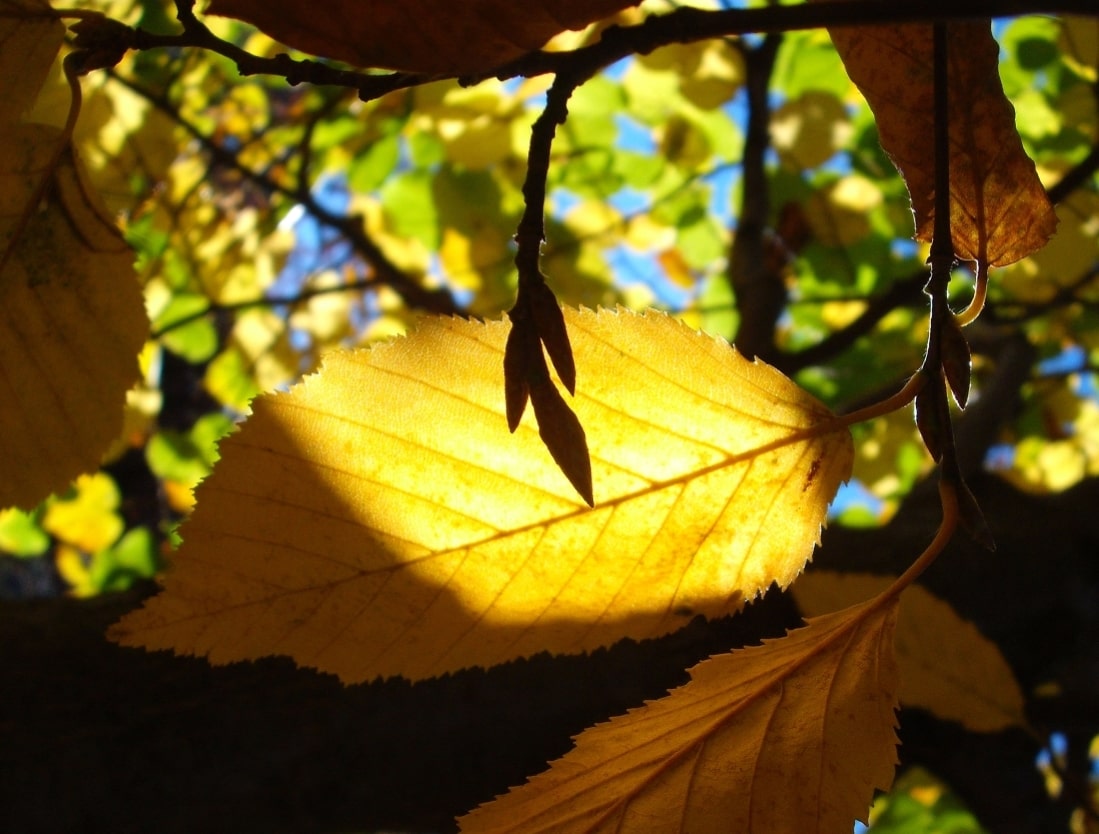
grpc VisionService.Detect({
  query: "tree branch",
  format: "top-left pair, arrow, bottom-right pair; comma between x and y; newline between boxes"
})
72,0 -> 1099,105
488,0 -> 1099,84
729,35 -> 782,361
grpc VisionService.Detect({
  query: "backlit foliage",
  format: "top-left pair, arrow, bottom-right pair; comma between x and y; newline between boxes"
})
2,0 -> 1098,831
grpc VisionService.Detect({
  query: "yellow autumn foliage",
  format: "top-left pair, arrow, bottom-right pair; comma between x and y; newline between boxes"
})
0,3 -> 147,508
460,597 -> 901,833
793,571 -> 1027,732
113,307 -> 852,682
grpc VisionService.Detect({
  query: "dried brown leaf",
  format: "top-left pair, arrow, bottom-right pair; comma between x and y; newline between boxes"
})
207,0 -> 639,74
940,313 -> 972,409
827,21 -> 1057,266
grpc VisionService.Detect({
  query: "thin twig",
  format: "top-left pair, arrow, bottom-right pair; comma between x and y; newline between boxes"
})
108,72 -> 460,316
150,278 -> 383,339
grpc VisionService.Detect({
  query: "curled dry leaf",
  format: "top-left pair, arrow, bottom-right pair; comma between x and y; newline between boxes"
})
459,597 -> 900,833
827,20 -> 1057,266
112,307 -> 852,683
206,0 -> 640,74
793,572 -> 1025,732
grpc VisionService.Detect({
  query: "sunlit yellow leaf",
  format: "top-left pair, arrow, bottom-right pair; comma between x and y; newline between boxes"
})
793,572 -> 1027,732
459,597 -> 900,833
112,307 -> 852,682
287,270 -> 356,347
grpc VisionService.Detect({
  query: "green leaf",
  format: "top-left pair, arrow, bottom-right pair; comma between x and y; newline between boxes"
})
205,346 -> 262,411
380,170 -> 440,248
89,527 -> 160,594
155,293 -> 219,363
0,506 -> 49,557
349,132 -> 402,192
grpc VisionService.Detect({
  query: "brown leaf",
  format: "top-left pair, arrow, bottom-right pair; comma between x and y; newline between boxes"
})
940,313 -> 972,409
529,374 -> 592,506
827,20 -> 1057,266
206,0 -> 639,74
914,384 -> 943,462
530,280 -> 576,395
503,317 -> 538,431
459,597 -> 900,833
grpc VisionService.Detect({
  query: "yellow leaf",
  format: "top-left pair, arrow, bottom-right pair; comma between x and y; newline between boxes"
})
43,472 -> 124,553
805,174 -> 882,248
770,91 -> 853,171
0,125 -> 148,509
459,598 -> 900,833
1061,15 -> 1098,82
111,307 -> 852,682
0,7 -> 147,509
792,571 -> 1027,732
72,72 -> 182,216
637,39 -> 744,111
0,0 -> 63,124
287,270 -> 356,347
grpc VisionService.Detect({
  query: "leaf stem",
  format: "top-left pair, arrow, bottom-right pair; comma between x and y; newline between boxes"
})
876,479 -> 960,602
838,372 -> 926,427
954,260 -> 989,326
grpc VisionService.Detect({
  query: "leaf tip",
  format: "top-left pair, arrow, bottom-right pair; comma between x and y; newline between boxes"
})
530,380 -> 593,506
